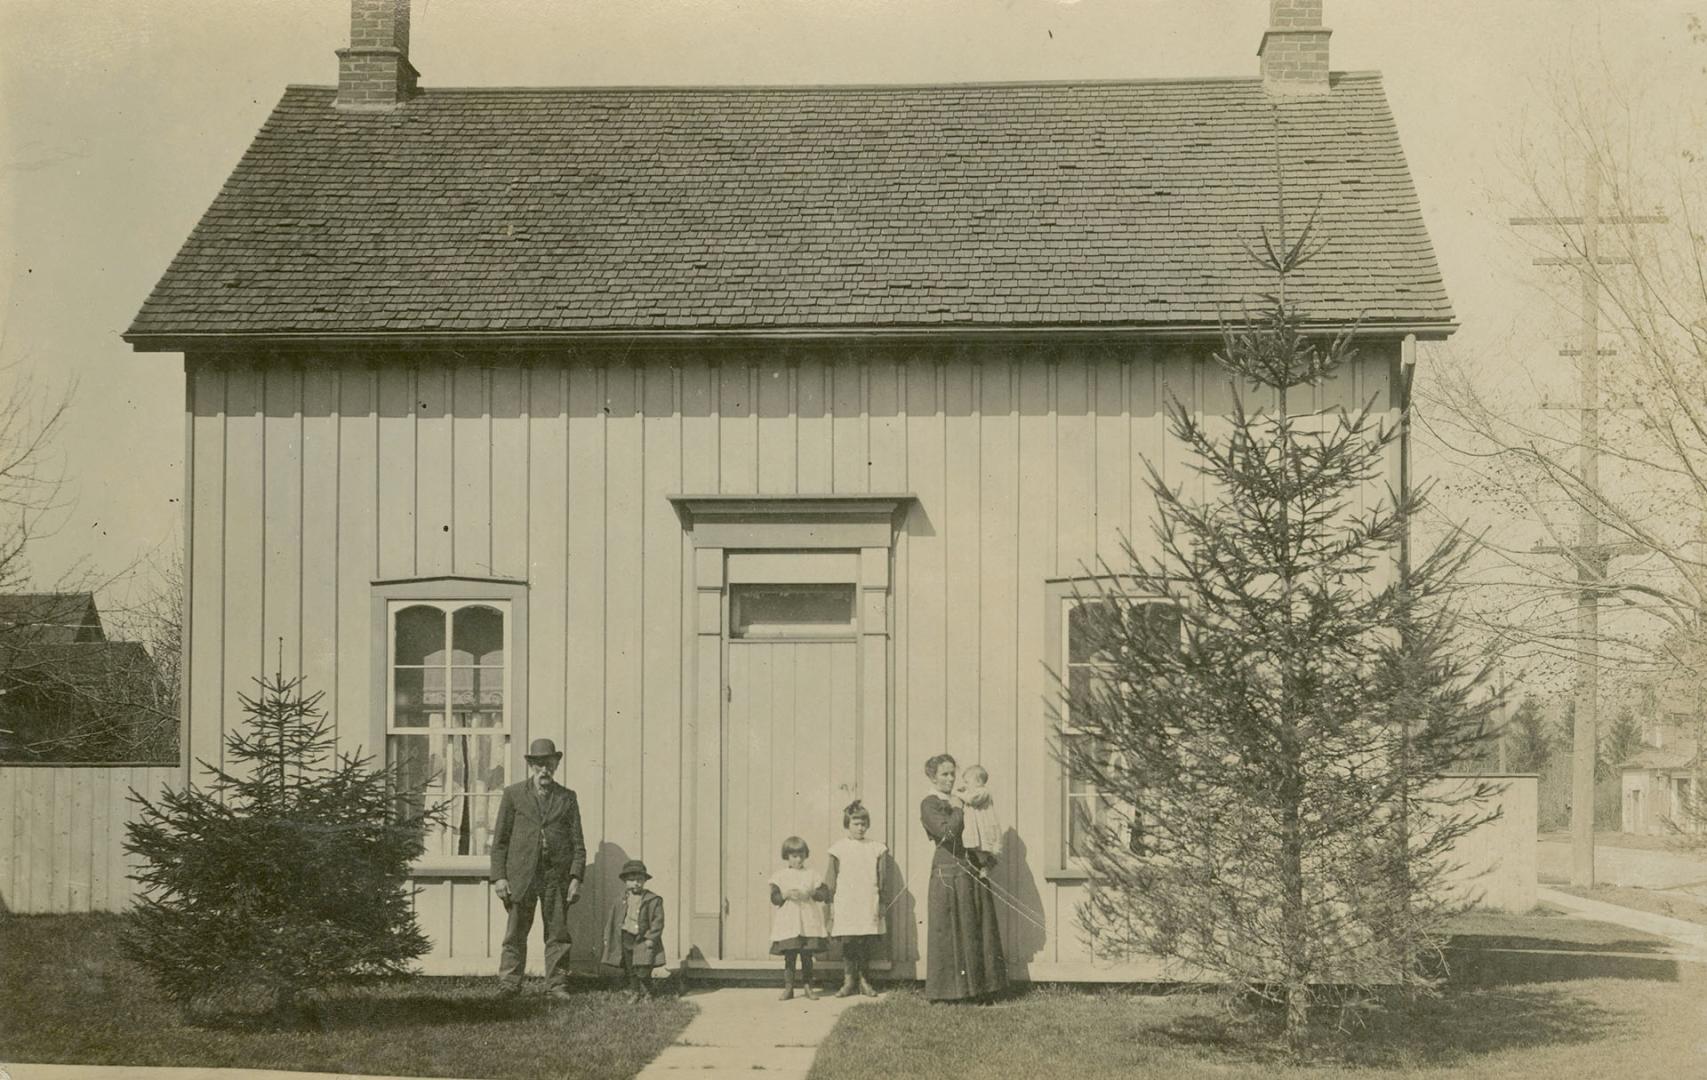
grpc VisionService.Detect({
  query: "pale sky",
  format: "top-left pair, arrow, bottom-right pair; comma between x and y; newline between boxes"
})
1,0 -> 1702,616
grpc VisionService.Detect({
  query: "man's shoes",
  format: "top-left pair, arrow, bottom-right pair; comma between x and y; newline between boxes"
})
495,982 -> 522,999
548,985 -> 575,1001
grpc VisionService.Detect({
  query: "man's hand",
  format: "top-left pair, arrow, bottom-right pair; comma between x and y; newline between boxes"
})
494,878 -> 512,902
567,878 -> 582,905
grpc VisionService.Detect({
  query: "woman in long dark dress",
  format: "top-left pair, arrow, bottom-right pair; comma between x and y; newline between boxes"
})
920,753 -> 1007,1001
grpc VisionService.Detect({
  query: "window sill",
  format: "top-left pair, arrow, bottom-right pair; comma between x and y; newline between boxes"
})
411,859 -> 493,878
1044,866 -> 1092,883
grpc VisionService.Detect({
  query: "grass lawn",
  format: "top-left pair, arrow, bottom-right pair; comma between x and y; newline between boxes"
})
1549,882 -> 1707,926
808,912 -> 1707,1080
0,914 -> 692,1079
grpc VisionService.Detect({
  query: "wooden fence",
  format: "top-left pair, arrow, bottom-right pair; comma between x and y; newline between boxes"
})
0,764 -> 183,914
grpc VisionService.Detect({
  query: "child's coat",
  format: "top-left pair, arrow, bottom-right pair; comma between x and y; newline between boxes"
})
600,888 -> 666,969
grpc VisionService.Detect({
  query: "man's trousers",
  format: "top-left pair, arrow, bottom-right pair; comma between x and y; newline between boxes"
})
498,878 -> 572,988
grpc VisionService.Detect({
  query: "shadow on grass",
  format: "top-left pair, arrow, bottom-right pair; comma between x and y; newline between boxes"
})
1446,932 -> 1671,955
1152,983 -> 1623,1069
1441,946 -> 1685,986
191,979 -> 630,1033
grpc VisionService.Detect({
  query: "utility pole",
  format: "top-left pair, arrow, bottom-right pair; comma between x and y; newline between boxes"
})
1512,162 -> 1664,887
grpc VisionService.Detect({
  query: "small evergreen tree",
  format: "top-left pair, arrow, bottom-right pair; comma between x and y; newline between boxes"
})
123,663 -> 442,1016
1504,695 -> 1557,774
1597,707 -> 1643,778
1061,212 -> 1496,1049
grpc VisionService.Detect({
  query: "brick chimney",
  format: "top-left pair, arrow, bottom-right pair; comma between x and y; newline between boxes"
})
1258,0 -> 1332,98
336,0 -> 418,110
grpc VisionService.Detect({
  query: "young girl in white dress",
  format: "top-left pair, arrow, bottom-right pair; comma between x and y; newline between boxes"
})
824,799 -> 888,997
769,835 -> 830,1000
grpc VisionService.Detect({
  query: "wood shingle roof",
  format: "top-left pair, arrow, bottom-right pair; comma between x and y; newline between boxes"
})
126,73 -> 1453,344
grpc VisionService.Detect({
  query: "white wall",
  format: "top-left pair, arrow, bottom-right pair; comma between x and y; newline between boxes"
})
1427,775 -> 1538,913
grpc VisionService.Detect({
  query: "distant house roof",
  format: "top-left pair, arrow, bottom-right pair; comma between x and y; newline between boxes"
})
0,593 -> 105,648
1621,745 -> 1699,772
3,641 -> 156,688
126,74 -> 1453,346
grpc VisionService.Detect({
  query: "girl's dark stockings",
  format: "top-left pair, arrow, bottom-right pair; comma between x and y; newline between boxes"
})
781,950 -> 818,1000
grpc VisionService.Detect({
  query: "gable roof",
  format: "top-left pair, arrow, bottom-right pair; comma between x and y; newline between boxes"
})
126,73 -> 1453,346
0,593 -> 105,648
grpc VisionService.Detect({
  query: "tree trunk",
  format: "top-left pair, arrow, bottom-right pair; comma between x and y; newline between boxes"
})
1285,981 -> 1311,1051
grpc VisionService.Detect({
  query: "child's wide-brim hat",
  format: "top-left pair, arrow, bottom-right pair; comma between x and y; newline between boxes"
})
619,858 -> 651,881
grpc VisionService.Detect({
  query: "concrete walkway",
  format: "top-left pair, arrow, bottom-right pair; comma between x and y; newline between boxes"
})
636,986 -> 868,1080
1539,885 -> 1707,960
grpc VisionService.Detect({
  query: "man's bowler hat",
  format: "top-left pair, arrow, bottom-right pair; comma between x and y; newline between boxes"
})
619,859 -> 652,881
524,738 -> 562,762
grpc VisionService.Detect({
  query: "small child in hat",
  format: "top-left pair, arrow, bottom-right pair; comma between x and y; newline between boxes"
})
601,859 -> 665,1000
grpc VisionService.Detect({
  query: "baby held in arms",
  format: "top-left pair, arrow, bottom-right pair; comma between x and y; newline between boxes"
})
956,764 -> 1002,871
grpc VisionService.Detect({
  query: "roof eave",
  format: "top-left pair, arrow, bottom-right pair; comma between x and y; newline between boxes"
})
124,319 -> 1460,354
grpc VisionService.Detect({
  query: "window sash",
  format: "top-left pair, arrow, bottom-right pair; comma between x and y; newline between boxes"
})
387,599 -> 512,859
1059,592 -> 1174,865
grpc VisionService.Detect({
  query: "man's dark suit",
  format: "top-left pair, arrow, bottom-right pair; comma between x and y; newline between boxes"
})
489,778 -> 587,989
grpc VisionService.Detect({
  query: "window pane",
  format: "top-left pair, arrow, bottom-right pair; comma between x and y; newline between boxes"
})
393,668 -> 429,727
442,667 -> 504,726
731,583 -> 856,638
1068,599 -> 1117,664
395,605 -> 445,666
1066,732 -> 1108,793
1142,603 -> 1181,642
445,733 -> 507,856
447,733 -> 508,795
453,793 -> 504,856
389,733 -> 437,793
452,605 -> 504,667
1068,794 -> 1098,858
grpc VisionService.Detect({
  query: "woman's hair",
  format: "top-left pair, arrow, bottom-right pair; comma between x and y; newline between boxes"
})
843,799 -> 872,828
780,835 -> 810,860
924,752 -> 957,779
963,764 -> 989,786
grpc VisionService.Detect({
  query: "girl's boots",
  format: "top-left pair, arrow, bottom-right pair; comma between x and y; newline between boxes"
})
802,960 -> 819,999
836,964 -> 858,997
780,966 -> 796,1001
858,973 -> 878,997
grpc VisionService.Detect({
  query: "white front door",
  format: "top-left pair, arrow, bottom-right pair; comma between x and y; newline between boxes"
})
720,554 -> 870,960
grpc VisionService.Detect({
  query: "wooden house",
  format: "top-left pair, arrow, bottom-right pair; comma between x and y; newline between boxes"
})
124,0 -> 1455,978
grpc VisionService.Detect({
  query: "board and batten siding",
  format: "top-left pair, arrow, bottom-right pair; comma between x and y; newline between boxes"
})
181,340 -> 1400,978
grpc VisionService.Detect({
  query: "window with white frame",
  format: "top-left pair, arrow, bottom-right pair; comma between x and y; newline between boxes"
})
387,599 -> 511,859
1053,586 -> 1179,869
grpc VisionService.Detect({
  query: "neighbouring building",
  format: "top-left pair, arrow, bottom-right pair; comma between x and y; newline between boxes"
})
124,0 -> 1456,977
1621,652 -> 1704,836
0,593 -> 172,763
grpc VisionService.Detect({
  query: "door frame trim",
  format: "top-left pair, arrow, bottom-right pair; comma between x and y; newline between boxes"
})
675,495 -> 912,961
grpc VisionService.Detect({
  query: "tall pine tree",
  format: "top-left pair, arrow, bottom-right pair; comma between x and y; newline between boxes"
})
1061,208 -> 1496,1048
124,663 -> 443,1016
